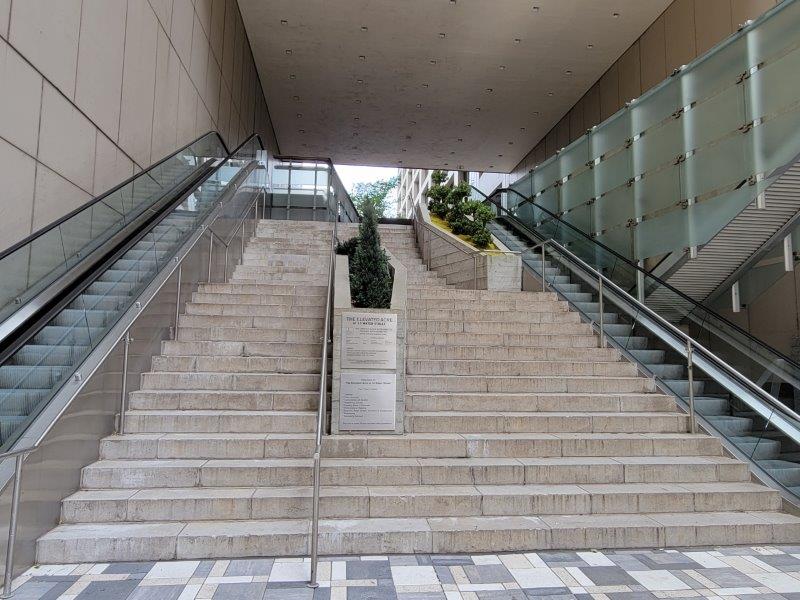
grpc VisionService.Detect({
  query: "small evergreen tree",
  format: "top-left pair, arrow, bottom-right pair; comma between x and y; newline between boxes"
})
349,202 -> 392,308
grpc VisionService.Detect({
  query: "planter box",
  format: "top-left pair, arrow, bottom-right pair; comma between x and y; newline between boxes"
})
331,253 -> 407,434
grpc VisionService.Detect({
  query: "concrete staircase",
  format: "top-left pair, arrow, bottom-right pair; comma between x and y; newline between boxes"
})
36,221 -> 800,563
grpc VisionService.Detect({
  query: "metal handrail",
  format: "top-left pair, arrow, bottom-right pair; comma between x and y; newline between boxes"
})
308,203 -> 339,588
530,234 -> 800,426
412,199 -> 480,289
0,135 -> 265,594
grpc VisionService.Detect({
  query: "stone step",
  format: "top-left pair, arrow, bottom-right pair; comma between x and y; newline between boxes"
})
177,326 -> 322,343
128,390 -> 318,411
151,355 -> 322,374
406,392 -> 676,413
406,359 -> 637,377
198,283 -> 327,296
99,432 -> 721,460
405,411 -> 689,434
408,318 -> 586,334
408,309 -> 581,322
37,510 -> 800,561
407,332 -> 600,348
178,314 -> 323,330
408,289 -> 556,301
123,410 -> 316,434
184,303 -> 325,318
406,375 -> 656,394
406,299 -> 567,311
191,292 -> 326,306
140,372 -> 320,391
406,345 -> 618,361
79,455 -> 749,489
161,340 -> 321,358
60,481 -> 780,524
229,273 -> 328,283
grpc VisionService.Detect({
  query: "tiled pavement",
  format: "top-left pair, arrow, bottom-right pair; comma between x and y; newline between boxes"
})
10,547 -> 800,600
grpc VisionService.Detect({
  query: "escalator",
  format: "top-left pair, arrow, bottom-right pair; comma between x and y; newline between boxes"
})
484,189 -> 800,501
0,132 -> 265,451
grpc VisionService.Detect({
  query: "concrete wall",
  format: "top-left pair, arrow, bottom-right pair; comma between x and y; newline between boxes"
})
510,0 -> 779,181
0,0 -> 278,251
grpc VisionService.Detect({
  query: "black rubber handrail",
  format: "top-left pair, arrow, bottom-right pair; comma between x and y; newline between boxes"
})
0,131 -> 230,261
486,187 -> 800,374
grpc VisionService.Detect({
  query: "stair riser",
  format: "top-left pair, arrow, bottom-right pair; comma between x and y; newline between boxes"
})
100,435 -> 721,460
161,341 -> 321,358
406,347 -> 619,361
185,304 -> 325,318
408,322 -> 593,335
408,332 -> 600,348
128,391 -> 317,411
405,414 -> 688,434
123,413 -> 316,434
407,377 -> 656,394
61,487 -> 780,523
178,315 -> 324,329
191,293 -> 326,306
140,373 -> 319,391
177,328 -> 322,343
199,283 -> 327,296
407,361 -> 637,377
406,394 -> 676,413
151,356 -> 322,374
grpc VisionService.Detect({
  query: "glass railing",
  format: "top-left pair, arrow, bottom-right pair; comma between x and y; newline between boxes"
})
490,191 -> 800,421
508,0 -> 800,264
0,132 -> 228,325
268,156 -> 359,223
0,134 -> 265,450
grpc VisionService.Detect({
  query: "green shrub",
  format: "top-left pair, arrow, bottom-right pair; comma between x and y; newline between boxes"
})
470,228 -> 492,248
336,237 -> 359,257
425,172 -> 495,249
349,202 -> 392,308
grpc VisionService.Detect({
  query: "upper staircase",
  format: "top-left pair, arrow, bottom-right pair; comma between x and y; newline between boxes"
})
35,221 -> 800,562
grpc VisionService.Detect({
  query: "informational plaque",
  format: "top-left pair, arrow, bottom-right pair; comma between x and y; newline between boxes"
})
341,312 -> 397,369
339,372 -> 396,430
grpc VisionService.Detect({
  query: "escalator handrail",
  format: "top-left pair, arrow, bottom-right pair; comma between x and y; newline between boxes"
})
0,131 -> 232,262
487,185 -> 800,376
493,201 -> 800,424
0,133 -> 265,365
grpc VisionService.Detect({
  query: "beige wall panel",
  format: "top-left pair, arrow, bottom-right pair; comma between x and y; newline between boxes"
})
32,165 -> 91,231
93,132 -> 134,195
232,18 -> 245,111
196,93 -> 214,139
75,0 -> 127,141
618,42 -> 642,103
152,28 -> 182,161
190,13 -> 210,94
0,138 -> 36,245
569,101 -> 584,143
37,84 -> 97,193
695,0 -> 734,55
171,0 -> 195,69
9,0 -> 82,99
195,0 -> 213,38
118,0 -> 159,167
205,56 -> 222,123
731,0 -> 777,28
0,38 -> 43,156
599,62 -> 620,121
210,0 -> 226,62
664,0 -> 697,73
177,66 -> 199,146
222,0 -> 237,85
218,83 -> 232,147
150,0 -> 173,32
556,115 -> 570,150
640,14 -> 668,92
0,0 -> 9,40
583,85 -> 602,130
749,269 -> 797,356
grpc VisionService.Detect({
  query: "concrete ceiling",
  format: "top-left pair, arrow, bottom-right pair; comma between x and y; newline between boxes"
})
239,0 -> 671,172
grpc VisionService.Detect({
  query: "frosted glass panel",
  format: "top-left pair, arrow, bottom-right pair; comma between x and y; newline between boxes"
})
632,118 -> 683,175
560,138 -> 589,177
561,169 -> 593,210
635,165 -> 682,220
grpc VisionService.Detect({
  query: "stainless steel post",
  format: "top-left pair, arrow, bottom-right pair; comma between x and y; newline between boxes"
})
541,244 -> 546,292
118,332 -> 131,435
686,339 -> 697,434
1,455 -> 25,599
207,234 -> 214,283
473,255 -> 478,290
173,265 -> 182,340
598,276 -> 605,347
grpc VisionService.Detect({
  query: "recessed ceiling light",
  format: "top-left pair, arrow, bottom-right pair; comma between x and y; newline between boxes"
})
449,0 -> 456,4
292,95 -> 300,101
355,99 -> 362,104
458,137 -> 463,142
354,116 -> 360,121
520,127 -> 526,132
466,123 -> 472,127
299,129 -> 305,133
499,65 -> 507,70
398,160 -> 403,163
301,143 -> 307,147
485,88 -> 493,93
547,91 -> 554,96
353,132 -> 358,137
356,79 -> 364,84
587,43 -> 594,48
508,141 -> 514,145
285,49 -> 292,55
564,69 -> 573,75
422,83 -> 429,88
405,135 -> 412,139
296,113 -> 302,118
532,5 -> 540,11
475,107 -> 481,112
352,146 -> 358,150
612,12 -> 620,17
402,148 -> 407,152
514,38 -> 521,44
533,111 -> 540,116
409,120 -> 417,125
360,25 -> 368,31
444,163 -> 449,166
498,154 -> 503,157
450,151 -> 455,155
289,74 -> 296,79
280,19 -> 288,25
359,55 -> 366,60
416,103 -> 422,108
429,59 -> 437,64
489,165 -> 494,168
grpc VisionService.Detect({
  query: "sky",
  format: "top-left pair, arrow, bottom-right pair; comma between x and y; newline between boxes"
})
334,165 -> 401,217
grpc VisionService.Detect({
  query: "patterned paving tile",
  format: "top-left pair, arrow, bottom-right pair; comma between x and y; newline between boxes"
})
10,547 -> 800,600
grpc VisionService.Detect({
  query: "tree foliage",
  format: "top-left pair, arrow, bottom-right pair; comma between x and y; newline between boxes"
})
351,176 -> 399,218
426,171 -> 494,248
349,202 -> 392,308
